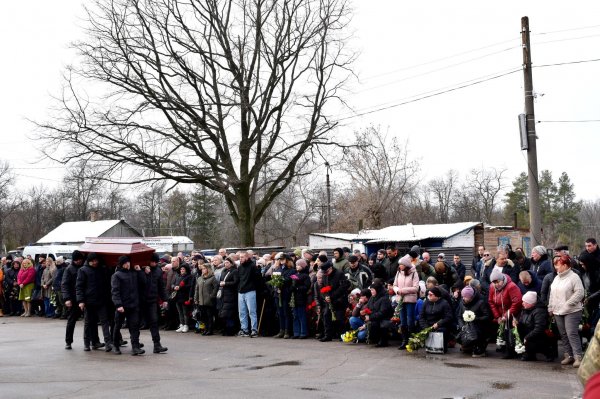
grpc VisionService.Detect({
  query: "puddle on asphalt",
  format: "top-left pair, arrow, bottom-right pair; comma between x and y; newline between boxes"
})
246,354 -> 265,358
247,360 -> 301,370
299,387 -> 319,391
444,362 -> 477,369
210,364 -> 248,372
491,381 -> 513,390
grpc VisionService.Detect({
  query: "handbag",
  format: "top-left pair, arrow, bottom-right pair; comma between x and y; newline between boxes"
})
458,322 -> 480,347
425,331 -> 445,354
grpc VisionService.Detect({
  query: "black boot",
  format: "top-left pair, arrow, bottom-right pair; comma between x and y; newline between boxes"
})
113,346 -> 122,355
105,343 -> 113,352
398,326 -> 409,350
153,342 -> 168,354
132,342 -> 145,356
273,330 -> 285,338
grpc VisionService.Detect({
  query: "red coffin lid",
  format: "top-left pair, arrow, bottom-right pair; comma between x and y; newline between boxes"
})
78,238 -> 155,268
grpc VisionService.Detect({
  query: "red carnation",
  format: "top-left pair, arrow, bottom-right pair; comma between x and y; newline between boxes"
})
544,329 -> 555,338
320,286 -> 332,295
179,281 -> 185,287
184,300 -> 191,306
363,308 -> 372,315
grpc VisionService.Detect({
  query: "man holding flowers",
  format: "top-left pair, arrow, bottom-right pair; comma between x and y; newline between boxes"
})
316,259 -> 349,342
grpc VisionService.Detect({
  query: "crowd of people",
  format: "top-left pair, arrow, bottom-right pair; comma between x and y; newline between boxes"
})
0,238 -> 599,368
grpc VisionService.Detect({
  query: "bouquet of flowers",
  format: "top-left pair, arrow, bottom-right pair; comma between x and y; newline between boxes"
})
268,272 -> 284,306
341,330 -> 358,343
496,320 -> 506,348
512,326 -> 526,354
406,326 -> 433,352
391,295 -> 403,324
320,286 -> 336,321
462,310 -> 476,323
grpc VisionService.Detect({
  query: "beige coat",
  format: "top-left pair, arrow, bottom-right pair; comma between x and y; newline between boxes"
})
548,268 -> 584,315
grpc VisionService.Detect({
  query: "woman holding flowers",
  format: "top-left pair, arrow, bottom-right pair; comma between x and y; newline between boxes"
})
419,286 -> 454,353
393,254 -> 420,350
488,269 -> 522,359
548,255 -> 585,367
456,285 -> 490,357
270,254 -> 296,338
291,259 -> 311,339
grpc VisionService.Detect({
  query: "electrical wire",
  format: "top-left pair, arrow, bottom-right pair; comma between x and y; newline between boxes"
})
538,120 -> 600,123
534,58 -> 600,68
534,24 -> 600,36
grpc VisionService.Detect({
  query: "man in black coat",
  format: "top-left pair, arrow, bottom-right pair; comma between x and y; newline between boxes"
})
111,256 -> 144,355
61,250 -> 86,350
383,246 -> 400,284
317,261 -> 350,342
76,253 -> 112,352
580,238 -> 600,330
142,253 -> 168,353
365,279 -> 393,347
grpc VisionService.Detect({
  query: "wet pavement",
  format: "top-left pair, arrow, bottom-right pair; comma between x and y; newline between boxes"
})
0,316 -> 582,398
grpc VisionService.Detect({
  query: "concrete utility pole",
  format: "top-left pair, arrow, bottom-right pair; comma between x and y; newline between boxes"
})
521,16 -> 542,247
325,162 -> 331,233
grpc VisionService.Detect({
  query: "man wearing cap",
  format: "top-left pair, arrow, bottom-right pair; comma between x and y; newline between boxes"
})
345,255 -> 373,291
111,256 -> 144,355
316,259 -> 350,342
143,253 -> 168,353
513,291 -> 553,361
488,269 -> 522,359
76,253 -> 112,352
530,246 -> 552,281
61,250 -> 86,350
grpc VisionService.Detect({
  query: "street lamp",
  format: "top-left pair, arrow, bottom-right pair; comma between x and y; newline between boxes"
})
325,162 -> 331,233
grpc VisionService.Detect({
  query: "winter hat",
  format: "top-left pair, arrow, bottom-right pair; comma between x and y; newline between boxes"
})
360,288 -> 372,298
522,291 -> 538,305
408,250 -> 419,259
72,250 -> 84,262
438,253 -> 445,259
87,252 -> 99,262
150,253 -> 160,263
275,252 -> 285,260
350,288 -> 361,297
56,256 -> 64,265
429,286 -> 442,298
118,255 -> 130,267
532,245 -> 547,256
490,268 -> 505,283
295,259 -> 307,269
461,286 -> 475,300
348,255 -> 359,263
333,247 -> 344,257
410,245 -> 421,254
318,254 -> 328,263
463,275 -> 473,285
319,261 -> 332,271
399,254 -> 413,269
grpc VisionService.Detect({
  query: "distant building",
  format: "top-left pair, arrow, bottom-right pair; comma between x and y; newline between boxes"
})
36,219 -> 142,245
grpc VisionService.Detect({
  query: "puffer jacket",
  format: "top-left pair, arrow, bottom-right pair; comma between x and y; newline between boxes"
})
61,262 -> 83,303
548,268 -> 584,315
457,291 -> 491,330
365,286 -> 393,323
488,275 -> 522,322
76,264 -> 109,306
518,302 -> 548,342
393,265 -> 420,304
419,297 -> 453,330
531,254 -> 553,281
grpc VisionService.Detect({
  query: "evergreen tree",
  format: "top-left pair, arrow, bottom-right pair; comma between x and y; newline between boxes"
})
504,172 -> 529,228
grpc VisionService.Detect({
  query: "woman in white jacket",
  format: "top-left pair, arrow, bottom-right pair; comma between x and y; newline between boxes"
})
548,255 -> 585,367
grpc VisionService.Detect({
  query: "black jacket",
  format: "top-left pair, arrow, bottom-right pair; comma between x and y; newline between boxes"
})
52,264 -> 65,291
518,302 -> 548,342
419,297 -> 453,330
383,256 -> 400,283
144,265 -> 166,304
291,268 -> 312,307
75,263 -> 109,306
218,267 -> 239,319
457,291 -> 491,330
111,267 -> 143,309
237,259 -> 261,293
61,262 -> 82,303
172,273 -> 193,304
317,268 -> 350,311
366,288 -> 393,323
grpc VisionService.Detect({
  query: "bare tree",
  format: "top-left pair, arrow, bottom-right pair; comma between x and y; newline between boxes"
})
0,162 -> 22,252
430,170 -> 459,223
339,126 -> 419,229
580,200 -> 600,241
63,159 -> 105,220
465,167 -> 507,223
38,0 -> 354,245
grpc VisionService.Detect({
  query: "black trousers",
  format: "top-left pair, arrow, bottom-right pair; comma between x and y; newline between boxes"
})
113,307 -> 141,347
84,304 -> 111,346
199,305 -> 215,333
143,302 -> 161,343
322,304 -> 344,339
65,304 -> 84,344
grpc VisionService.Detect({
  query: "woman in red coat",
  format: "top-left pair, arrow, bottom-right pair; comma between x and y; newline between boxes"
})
488,268 -> 522,359
17,259 -> 36,317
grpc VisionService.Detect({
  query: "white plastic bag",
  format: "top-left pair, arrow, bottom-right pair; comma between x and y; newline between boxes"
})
425,331 -> 444,354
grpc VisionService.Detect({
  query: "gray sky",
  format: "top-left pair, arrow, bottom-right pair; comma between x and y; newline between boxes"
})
1,1 -> 599,200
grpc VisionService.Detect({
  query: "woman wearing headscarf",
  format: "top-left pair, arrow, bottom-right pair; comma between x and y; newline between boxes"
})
419,286 -> 454,353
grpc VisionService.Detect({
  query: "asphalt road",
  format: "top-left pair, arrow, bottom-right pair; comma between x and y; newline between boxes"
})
0,316 -> 583,399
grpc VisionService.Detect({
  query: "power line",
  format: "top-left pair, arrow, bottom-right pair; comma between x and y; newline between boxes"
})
538,120 -> 600,123
534,24 -> 600,36
534,57 -> 600,68
533,33 -> 600,46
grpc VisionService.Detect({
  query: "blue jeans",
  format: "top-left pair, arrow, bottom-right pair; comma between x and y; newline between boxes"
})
293,307 -> 308,337
349,316 -> 367,342
238,291 -> 258,333
400,302 -> 416,330
43,297 -> 55,317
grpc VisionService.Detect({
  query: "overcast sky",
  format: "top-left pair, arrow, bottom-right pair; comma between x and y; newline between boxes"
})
1,1 -> 599,200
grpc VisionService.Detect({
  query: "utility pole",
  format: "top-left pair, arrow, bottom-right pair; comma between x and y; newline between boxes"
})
521,16 -> 542,247
325,162 -> 331,233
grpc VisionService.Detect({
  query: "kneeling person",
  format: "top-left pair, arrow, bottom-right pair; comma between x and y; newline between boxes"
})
111,256 -> 144,355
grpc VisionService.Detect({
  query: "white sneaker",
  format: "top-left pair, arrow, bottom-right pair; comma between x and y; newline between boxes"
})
175,325 -> 183,333
182,325 -> 189,333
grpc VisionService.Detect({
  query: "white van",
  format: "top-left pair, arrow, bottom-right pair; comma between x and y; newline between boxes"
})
22,244 -> 80,263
